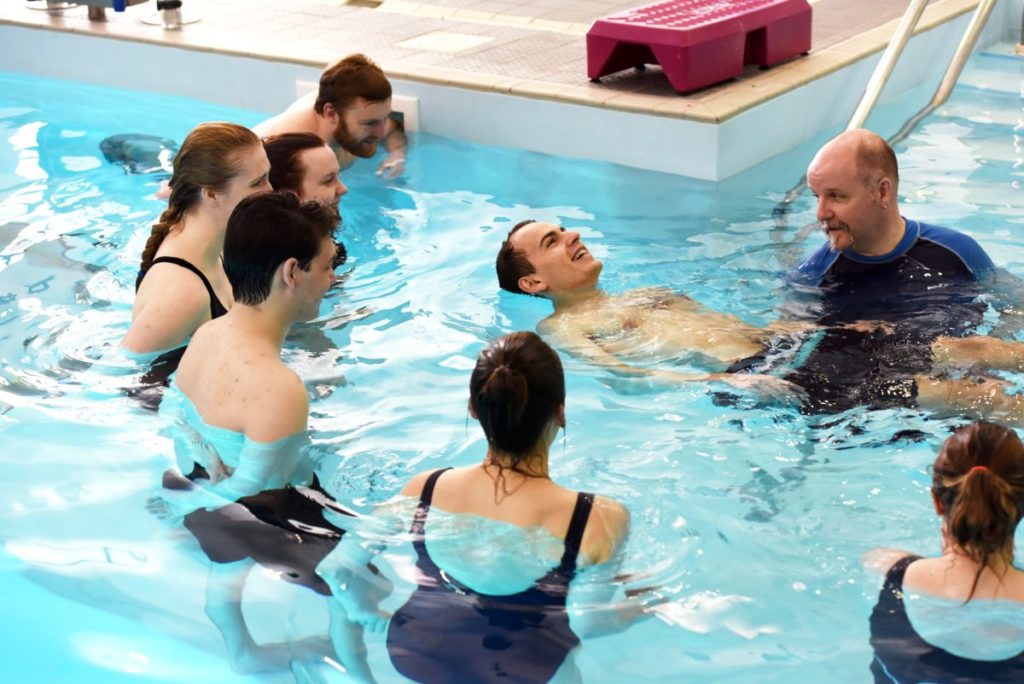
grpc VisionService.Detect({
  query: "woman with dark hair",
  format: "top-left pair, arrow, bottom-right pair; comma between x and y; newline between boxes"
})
866,420 -> 1024,682
323,331 -> 638,683
264,132 -> 348,206
123,122 -> 270,354
264,132 -> 348,266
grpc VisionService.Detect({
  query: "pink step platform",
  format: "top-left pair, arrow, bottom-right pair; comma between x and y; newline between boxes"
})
587,0 -> 813,94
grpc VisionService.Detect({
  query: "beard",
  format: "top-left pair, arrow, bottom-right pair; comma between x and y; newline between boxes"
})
332,117 -> 378,158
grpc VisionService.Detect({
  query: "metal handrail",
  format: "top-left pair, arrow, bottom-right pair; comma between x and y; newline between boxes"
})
772,0 -> 1000,239
847,0 -> 931,131
888,0 -> 1000,146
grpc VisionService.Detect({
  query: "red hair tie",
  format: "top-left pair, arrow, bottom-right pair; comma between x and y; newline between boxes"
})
968,465 -> 990,474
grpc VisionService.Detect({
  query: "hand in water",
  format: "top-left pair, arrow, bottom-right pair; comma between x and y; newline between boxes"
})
719,373 -> 806,405
841,320 -> 894,335
376,155 -> 405,179
337,567 -> 392,632
766,319 -> 816,335
144,490 -> 191,522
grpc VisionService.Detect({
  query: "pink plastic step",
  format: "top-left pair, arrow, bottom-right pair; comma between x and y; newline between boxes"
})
587,0 -> 812,94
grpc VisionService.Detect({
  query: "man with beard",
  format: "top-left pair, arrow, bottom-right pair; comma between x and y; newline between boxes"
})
255,54 -> 407,179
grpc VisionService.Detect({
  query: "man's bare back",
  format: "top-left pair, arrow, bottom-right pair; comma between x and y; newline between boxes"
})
254,93 -> 357,169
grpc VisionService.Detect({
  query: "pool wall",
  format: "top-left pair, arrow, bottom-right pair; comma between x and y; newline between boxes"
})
1,0 -> 1022,180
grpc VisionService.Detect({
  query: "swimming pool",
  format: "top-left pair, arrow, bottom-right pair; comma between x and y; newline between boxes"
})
0,43 -> 1022,682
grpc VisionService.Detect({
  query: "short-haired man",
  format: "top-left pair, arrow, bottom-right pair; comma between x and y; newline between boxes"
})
255,54 -> 407,179
153,192 -> 375,679
497,220 -> 1024,422
497,219 -> 809,400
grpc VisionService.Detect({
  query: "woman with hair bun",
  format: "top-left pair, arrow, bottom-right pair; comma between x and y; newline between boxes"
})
325,331 -> 637,683
122,122 -> 271,355
866,420 -> 1024,682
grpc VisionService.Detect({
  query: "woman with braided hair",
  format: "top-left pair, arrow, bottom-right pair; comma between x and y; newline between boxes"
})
867,421 -> 1024,682
122,122 -> 271,355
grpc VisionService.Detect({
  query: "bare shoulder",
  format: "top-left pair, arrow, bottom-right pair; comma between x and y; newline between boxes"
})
254,94 -> 315,137
539,313 -> 584,346
136,259 -> 211,307
863,547 -> 915,575
537,315 -> 560,337
244,368 -> 309,442
580,495 -> 630,565
126,266 -> 212,352
173,319 -> 222,388
399,468 -> 451,498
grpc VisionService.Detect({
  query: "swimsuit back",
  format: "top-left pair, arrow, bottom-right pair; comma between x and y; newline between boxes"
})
135,255 -> 228,319
386,467 -> 594,683
869,554 -> 1024,683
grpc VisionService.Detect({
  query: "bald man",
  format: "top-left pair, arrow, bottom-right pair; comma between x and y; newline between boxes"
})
793,128 -> 995,327
785,129 -> 1015,414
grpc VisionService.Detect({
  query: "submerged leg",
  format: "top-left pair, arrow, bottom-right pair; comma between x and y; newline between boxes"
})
327,600 -> 376,683
204,560 -> 293,674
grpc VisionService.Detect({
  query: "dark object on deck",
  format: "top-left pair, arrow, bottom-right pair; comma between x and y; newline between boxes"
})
100,133 -> 178,175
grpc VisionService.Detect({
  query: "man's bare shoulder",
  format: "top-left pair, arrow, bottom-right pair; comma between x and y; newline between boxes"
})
245,364 -> 309,442
253,93 -> 318,138
538,311 -> 572,338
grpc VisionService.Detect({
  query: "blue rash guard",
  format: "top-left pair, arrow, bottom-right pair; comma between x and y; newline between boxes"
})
869,556 -> 1024,683
790,219 -> 995,337
775,220 -> 998,414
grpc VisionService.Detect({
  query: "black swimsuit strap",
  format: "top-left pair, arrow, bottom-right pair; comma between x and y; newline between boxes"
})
885,554 -> 923,592
409,467 -> 452,535
144,256 -> 227,318
558,492 -> 594,574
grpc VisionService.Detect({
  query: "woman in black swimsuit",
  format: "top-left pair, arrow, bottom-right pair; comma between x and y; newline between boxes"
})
327,332 -> 641,683
122,122 -> 271,355
867,421 -> 1024,682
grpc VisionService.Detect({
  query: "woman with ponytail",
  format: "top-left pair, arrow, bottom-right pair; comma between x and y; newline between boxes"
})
867,421 -> 1024,682
321,332 -> 640,683
122,122 -> 271,354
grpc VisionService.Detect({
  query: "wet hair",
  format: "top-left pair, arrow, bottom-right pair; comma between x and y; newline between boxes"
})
314,54 -> 392,115
932,421 -> 1024,601
263,133 -> 346,268
139,122 -> 260,273
223,191 -> 337,306
855,134 -> 899,190
263,132 -> 327,194
470,331 -> 565,471
495,220 -> 538,294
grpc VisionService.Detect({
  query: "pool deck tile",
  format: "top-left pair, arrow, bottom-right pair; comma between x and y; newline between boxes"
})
0,0 -> 995,125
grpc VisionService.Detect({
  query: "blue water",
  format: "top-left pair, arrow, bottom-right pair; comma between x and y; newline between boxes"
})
0,43 -> 1023,683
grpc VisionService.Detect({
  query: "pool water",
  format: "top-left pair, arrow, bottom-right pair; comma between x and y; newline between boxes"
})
0,44 -> 1022,683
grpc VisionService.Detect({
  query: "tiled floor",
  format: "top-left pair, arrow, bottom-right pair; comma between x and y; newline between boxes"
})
3,0 -> 982,122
